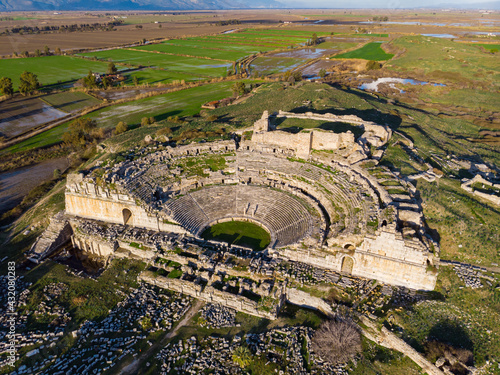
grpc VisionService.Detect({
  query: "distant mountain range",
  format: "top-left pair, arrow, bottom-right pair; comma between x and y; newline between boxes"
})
0,0 -> 283,11
1,0 -> 498,11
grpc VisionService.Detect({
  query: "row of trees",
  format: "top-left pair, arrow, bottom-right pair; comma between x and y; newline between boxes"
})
5,21 -> 123,35
0,71 -> 40,96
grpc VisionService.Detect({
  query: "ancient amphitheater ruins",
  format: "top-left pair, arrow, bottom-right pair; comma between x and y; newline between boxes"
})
29,110 -> 440,318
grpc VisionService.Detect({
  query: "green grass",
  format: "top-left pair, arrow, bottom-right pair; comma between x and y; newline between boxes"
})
87,81 -> 238,129
470,43 -> 500,52
134,43 -> 250,61
125,68 -> 205,85
0,56 -> 117,89
386,36 -> 500,87
394,268 -> 500,367
78,49 -> 230,77
273,117 -> 364,138
163,38 -> 276,53
201,220 -> 271,251
333,42 -> 394,61
40,91 -> 101,113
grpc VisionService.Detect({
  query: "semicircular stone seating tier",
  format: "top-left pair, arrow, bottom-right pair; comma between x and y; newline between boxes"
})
164,184 -> 314,248
235,151 -> 379,236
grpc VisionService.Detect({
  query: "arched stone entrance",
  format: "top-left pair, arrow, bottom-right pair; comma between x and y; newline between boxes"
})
341,256 -> 354,274
122,208 -> 133,225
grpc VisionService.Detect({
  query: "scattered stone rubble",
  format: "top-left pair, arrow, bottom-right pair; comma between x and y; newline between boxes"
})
453,264 -> 484,289
199,303 -> 237,329
8,284 -> 191,375
156,326 -> 349,375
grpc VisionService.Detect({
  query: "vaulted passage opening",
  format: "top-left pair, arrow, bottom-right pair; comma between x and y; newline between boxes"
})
122,208 -> 133,225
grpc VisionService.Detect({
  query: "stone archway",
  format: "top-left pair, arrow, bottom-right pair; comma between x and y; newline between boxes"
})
122,208 -> 133,225
341,256 -> 354,275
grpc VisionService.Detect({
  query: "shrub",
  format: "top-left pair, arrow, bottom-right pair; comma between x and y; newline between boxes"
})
156,127 -> 172,136
115,121 -> 128,135
311,318 -> 361,365
366,60 -> 382,70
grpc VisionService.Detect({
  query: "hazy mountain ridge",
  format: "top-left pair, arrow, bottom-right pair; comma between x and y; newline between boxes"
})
0,0 -> 283,11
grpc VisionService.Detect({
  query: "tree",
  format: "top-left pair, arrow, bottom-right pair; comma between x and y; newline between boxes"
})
232,346 -> 251,368
232,81 -> 246,96
133,76 -> 139,86
62,118 -> 99,147
55,47 -> 61,55
44,45 -> 50,56
311,32 -> 319,45
53,168 -> 62,179
319,68 -> 327,78
35,49 -> 41,57
311,318 -> 361,365
107,62 -> 117,74
115,121 -> 128,135
102,75 -> 112,89
83,70 -> 98,88
19,71 -> 40,95
0,77 -> 13,96
293,71 -> 302,82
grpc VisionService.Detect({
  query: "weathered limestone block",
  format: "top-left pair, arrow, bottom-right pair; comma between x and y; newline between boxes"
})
286,288 -> 334,317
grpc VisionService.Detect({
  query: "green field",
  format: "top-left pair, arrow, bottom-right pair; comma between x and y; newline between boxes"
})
164,38 -> 278,52
78,49 -> 231,77
201,220 -> 271,251
387,36 -> 500,86
1,81 -> 238,154
41,91 -> 101,113
134,43 -> 252,61
0,56 -> 119,89
333,42 -> 394,60
125,68 -> 205,85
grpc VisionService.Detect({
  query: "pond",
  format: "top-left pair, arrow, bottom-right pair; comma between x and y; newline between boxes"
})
421,34 -> 456,38
358,77 -> 446,93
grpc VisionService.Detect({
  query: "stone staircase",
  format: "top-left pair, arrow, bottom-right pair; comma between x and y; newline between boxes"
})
28,212 -> 72,263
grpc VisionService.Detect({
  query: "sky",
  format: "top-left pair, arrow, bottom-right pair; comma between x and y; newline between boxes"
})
281,0 -> 496,8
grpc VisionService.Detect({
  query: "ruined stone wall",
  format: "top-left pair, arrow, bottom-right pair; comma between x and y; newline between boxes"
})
311,130 -> 354,151
461,174 -> 500,206
278,228 -> 437,290
140,274 -> 277,320
252,130 -> 313,158
359,316 -> 445,375
71,233 -> 117,258
66,193 -> 158,230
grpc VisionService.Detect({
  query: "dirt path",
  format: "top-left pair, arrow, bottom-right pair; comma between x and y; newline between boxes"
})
118,299 -> 204,375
